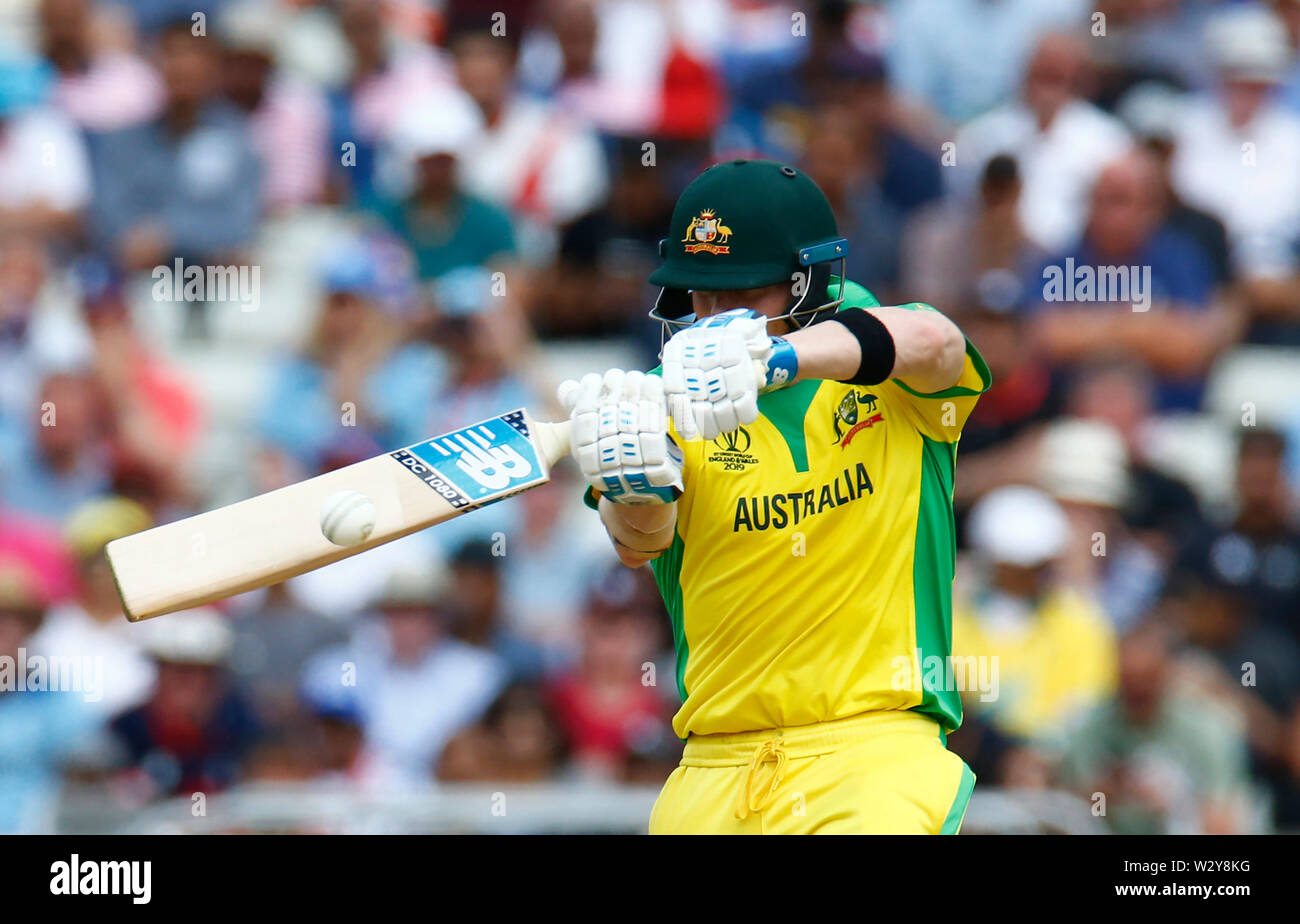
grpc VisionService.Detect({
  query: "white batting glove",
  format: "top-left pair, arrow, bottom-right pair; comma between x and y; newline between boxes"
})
558,369 -> 684,505
660,308 -> 799,441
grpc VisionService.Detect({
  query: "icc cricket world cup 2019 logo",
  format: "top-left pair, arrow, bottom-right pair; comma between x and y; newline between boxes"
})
682,209 -> 733,255
708,426 -> 758,471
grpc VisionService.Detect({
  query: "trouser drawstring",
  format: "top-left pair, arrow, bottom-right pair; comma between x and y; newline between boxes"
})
734,739 -> 788,820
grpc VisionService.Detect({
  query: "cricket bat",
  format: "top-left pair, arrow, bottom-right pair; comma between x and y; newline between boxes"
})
106,409 -> 571,622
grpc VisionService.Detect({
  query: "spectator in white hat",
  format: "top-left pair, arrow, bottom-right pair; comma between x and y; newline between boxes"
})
952,484 -> 1116,746
371,86 -> 517,281
1170,5 -> 1300,291
108,607 -> 263,799
1036,414 -> 1165,634
326,0 -> 453,204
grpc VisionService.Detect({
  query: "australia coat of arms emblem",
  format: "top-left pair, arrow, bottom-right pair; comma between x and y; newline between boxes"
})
682,209 -> 733,255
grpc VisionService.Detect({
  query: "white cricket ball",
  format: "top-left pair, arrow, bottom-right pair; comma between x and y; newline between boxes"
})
320,490 -> 376,547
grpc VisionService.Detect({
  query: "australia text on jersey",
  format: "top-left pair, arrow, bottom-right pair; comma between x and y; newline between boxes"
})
732,462 -> 874,531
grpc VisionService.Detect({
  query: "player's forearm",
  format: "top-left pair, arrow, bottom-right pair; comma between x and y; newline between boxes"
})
599,496 -> 677,566
787,307 -> 966,393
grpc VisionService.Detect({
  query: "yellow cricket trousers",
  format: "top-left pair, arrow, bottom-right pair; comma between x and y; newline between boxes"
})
649,710 -> 975,834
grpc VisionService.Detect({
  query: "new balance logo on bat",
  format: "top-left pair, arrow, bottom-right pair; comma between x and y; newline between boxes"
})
427,424 -> 533,491
394,411 -> 545,507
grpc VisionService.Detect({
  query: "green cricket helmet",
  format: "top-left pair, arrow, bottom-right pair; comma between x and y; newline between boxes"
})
649,159 -> 849,338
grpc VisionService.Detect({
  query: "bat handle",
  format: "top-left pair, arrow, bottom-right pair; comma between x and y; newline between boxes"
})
532,417 -> 573,469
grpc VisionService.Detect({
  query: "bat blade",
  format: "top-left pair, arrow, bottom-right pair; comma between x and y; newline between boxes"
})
106,409 -> 571,622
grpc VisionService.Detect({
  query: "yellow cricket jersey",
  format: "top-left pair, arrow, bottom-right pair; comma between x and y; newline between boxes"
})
593,281 -> 991,738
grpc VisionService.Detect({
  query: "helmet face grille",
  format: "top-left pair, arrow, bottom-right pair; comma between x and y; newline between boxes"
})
649,258 -> 849,352
786,262 -> 840,329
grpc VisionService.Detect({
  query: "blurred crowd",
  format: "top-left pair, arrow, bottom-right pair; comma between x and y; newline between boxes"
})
0,0 -> 1298,834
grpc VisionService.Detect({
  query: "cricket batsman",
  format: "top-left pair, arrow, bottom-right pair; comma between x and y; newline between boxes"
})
559,160 -> 991,834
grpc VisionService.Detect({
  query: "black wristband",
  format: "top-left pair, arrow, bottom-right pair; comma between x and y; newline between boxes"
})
829,308 -> 896,385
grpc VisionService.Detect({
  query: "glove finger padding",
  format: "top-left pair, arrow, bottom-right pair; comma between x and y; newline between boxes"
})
640,371 -> 665,403
558,369 -> 683,505
556,378 -> 583,412
734,390 -> 760,426
692,400 -> 720,441
660,308 -> 791,442
668,392 -> 700,442
599,368 -> 626,402
712,398 -> 739,436
659,344 -> 686,394
723,363 -> 755,401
